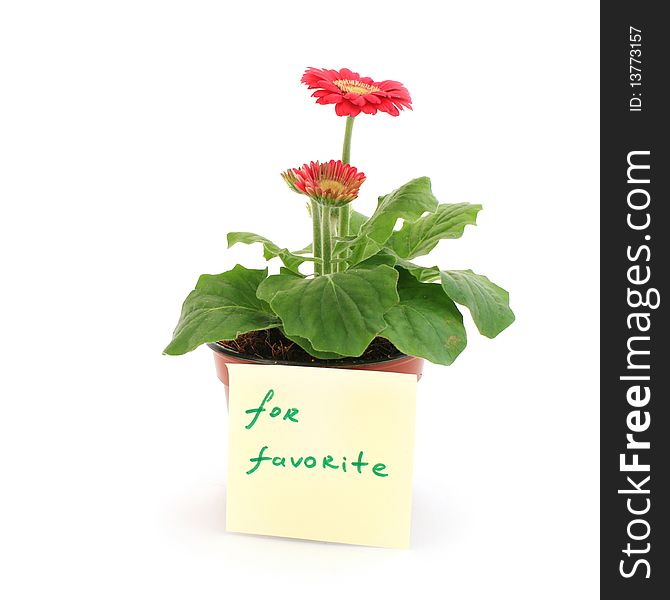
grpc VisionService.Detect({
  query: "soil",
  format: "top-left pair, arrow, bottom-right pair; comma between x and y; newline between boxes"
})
218,328 -> 403,365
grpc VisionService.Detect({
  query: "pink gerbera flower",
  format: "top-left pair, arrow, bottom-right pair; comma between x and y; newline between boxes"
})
301,67 -> 412,117
282,160 -> 366,205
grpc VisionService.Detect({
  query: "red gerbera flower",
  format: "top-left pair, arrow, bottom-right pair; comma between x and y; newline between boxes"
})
301,67 -> 412,117
283,160 -> 366,205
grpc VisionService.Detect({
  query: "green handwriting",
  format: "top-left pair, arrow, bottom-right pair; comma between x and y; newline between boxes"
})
246,446 -> 388,477
245,389 -> 300,429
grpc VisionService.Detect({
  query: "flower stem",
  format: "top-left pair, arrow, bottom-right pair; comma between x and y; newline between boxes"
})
337,207 -> 350,273
311,199 -> 322,276
320,206 -> 338,275
338,116 -> 355,271
342,116 -> 355,165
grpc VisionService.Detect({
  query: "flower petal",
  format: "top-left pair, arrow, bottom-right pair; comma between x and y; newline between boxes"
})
338,67 -> 360,80
335,101 -> 360,117
363,93 -> 382,104
345,93 -> 366,106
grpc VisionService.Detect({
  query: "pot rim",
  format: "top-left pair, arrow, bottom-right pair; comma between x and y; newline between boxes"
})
207,341 -> 414,368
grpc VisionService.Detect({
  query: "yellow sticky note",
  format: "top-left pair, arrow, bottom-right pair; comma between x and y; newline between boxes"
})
226,364 -> 417,548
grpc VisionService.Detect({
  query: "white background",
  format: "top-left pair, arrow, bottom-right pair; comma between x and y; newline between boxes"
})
0,1 -> 599,598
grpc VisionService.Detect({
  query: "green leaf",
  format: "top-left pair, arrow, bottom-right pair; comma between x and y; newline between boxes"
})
339,177 -> 438,266
281,331 -> 345,360
164,265 -> 279,355
393,258 -> 441,283
355,251 -> 398,270
227,232 -> 310,274
387,203 -> 482,259
292,244 -> 313,255
350,210 -> 368,234
264,265 -> 400,356
397,262 -> 515,338
438,270 -> 515,338
257,272 -> 345,359
256,269 -> 304,304
382,271 -> 467,365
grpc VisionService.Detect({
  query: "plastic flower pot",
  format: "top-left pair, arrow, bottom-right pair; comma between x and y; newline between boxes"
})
208,342 -> 424,403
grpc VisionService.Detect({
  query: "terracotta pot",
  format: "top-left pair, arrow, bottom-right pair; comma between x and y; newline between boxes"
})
208,342 -> 424,402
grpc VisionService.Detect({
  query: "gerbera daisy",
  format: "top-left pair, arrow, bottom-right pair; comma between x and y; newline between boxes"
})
283,160 -> 366,206
301,67 -> 412,117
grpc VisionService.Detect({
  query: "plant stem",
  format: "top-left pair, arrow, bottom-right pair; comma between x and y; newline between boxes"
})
311,199 -> 322,276
338,116 -> 355,272
312,118 -> 356,276
342,116 -> 355,164
336,206 -> 350,273
320,206 -> 343,275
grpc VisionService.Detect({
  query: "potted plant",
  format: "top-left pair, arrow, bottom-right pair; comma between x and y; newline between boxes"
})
164,67 -> 514,395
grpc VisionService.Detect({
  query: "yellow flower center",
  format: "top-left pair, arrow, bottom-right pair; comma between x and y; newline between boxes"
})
319,179 -> 346,194
333,79 -> 380,95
